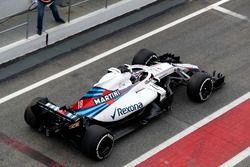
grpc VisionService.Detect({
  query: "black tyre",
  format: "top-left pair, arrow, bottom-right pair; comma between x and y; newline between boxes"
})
187,72 -> 213,102
81,125 -> 114,160
24,97 -> 44,129
132,49 -> 157,65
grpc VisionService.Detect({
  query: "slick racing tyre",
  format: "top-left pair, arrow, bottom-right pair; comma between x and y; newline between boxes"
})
81,125 -> 114,160
24,97 -> 45,129
187,72 -> 213,102
132,49 -> 157,65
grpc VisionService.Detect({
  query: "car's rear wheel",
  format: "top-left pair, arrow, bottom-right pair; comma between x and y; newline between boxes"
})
81,125 -> 114,160
24,97 -> 44,129
132,49 -> 157,65
187,72 -> 213,102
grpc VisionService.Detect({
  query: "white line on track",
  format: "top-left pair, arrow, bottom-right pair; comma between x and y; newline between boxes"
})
220,147 -> 250,167
0,0 -> 232,105
124,92 -> 250,167
213,6 -> 249,21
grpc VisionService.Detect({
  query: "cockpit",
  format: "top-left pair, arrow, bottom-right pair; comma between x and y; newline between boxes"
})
94,64 -> 151,90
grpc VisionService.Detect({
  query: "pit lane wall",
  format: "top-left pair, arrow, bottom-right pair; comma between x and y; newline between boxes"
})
0,0 -> 31,20
0,0 -> 184,65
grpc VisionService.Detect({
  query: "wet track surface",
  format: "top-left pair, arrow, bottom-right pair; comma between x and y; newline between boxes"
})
0,0 -> 250,166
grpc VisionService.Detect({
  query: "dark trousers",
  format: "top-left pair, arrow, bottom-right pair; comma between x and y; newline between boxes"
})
37,1 -> 62,31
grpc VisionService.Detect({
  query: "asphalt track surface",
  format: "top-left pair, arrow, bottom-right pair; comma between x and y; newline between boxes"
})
0,0 -> 250,166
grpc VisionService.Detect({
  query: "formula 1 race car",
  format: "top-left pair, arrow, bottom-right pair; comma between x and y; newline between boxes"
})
24,49 -> 225,160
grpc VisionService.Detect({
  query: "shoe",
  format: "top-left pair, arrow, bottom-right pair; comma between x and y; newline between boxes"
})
56,18 -> 65,24
37,29 -> 42,35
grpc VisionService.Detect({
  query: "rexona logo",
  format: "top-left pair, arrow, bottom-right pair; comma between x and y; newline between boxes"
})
111,102 -> 143,120
93,90 -> 121,105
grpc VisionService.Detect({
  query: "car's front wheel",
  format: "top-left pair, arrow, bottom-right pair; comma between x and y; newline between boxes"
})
132,49 -> 157,65
187,72 -> 213,102
81,125 -> 114,160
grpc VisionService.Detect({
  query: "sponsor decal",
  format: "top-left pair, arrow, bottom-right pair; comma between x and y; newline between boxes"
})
93,90 -> 121,105
45,102 -> 60,111
111,102 -> 143,120
78,100 -> 84,109
69,121 -> 80,129
58,109 -> 67,116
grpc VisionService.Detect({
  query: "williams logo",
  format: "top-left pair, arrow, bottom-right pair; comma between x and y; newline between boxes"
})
111,102 -> 143,120
93,90 -> 121,105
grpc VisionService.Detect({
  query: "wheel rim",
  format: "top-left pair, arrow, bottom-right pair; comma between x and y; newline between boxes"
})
199,78 -> 213,101
96,134 -> 114,159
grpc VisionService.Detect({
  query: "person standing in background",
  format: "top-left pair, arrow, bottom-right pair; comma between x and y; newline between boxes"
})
37,0 -> 65,35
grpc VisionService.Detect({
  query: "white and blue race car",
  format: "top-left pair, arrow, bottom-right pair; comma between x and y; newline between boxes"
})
24,49 -> 225,160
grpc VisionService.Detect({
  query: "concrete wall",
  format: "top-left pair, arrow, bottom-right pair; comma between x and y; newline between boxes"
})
0,0 -> 159,64
0,0 -> 31,20
56,0 -> 83,7
47,0 -> 158,45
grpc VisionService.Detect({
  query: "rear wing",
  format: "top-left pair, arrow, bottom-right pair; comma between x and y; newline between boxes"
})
37,101 -> 79,122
